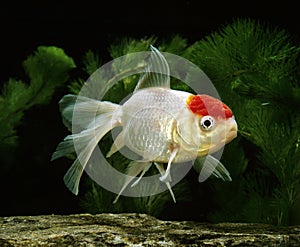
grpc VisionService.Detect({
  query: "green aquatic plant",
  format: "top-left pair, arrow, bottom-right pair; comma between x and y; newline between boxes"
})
186,19 -> 300,225
0,46 -> 75,148
0,46 -> 76,213
68,50 -> 101,95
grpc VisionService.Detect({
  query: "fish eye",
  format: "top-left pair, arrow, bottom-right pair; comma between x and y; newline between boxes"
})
200,116 -> 215,130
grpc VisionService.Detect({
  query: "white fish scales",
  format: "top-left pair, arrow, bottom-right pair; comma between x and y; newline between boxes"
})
120,88 -> 190,162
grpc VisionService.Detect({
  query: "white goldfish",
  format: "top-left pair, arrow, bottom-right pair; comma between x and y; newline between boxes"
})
52,46 -> 237,203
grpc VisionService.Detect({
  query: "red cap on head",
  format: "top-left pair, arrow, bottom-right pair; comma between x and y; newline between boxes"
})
186,95 -> 232,119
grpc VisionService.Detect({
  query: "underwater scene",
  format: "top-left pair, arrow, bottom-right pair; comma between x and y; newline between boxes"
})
1,1 -> 299,227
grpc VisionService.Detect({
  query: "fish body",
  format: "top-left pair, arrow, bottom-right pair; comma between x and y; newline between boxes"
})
112,87 -> 236,162
114,87 -> 192,163
52,46 -> 238,203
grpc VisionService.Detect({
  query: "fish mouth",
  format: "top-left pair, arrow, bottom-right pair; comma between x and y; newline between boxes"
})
198,123 -> 237,156
225,120 -> 238,144
207,118 -> 238,152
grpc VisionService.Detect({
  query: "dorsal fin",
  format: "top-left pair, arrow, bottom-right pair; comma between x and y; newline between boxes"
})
133,45 -> 170,93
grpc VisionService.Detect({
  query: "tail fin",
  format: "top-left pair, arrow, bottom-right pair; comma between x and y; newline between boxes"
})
57,94 -> 118,131
52,94 -> 120,195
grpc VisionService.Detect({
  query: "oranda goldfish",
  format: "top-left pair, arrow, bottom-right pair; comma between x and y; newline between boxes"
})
52,46 -> 238,203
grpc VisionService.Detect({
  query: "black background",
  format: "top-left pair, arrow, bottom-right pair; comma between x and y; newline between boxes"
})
1,1 -> 299,83
0,0 -> 299,216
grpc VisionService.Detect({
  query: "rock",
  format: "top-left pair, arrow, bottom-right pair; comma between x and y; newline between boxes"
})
0,213 -> 299,246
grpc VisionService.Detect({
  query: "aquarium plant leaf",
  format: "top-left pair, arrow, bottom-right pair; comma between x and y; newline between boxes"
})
23,46 -> 76,106
0,46 -> 75,147
186,18 -> 300,225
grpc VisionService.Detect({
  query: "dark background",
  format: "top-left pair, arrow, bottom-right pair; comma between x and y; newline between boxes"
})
0,0 -> 299,216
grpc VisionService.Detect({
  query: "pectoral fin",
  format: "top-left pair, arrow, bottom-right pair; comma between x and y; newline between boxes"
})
194,155 -> 232,182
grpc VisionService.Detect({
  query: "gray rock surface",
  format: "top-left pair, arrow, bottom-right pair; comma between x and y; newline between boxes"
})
0,213 -> 299,246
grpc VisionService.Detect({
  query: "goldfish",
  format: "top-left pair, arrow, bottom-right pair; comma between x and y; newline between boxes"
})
52,46 -> 238,203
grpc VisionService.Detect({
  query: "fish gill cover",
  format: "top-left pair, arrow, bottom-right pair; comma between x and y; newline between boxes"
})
0,19 -> 299,225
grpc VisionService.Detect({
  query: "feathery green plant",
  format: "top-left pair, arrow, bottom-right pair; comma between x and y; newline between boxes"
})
0,46 -> 75,148
186,19 -> 300,225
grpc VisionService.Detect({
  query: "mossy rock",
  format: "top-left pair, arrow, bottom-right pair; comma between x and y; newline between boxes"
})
0,213 -> 299,246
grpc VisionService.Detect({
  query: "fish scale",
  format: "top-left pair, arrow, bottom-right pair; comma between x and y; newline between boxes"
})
124,107 -> 172,160
121,88 -> 190,161
121,87 -> 190,120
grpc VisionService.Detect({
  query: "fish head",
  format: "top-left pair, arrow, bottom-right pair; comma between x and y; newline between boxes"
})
177,94 -> 238,157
